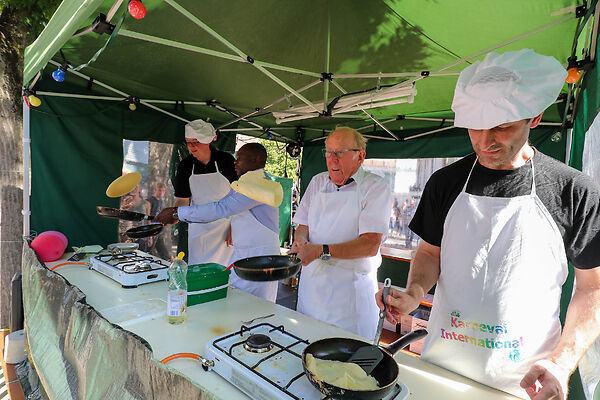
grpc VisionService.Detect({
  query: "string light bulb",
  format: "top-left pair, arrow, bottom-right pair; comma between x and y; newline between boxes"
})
23,88 -> 41,107
28,94 -> 41,107
566,67 -> 581,84
128,97 -> 139,111
52,65 -> 66,82
128,0 -> 146,19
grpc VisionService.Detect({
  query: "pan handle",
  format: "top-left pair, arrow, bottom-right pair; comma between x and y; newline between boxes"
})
383,329 -> 428,356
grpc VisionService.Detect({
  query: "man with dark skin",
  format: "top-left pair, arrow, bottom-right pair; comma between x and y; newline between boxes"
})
156,143 -> 281,301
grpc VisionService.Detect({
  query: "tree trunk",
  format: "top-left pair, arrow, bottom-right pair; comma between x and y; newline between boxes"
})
0,7 -> 29,328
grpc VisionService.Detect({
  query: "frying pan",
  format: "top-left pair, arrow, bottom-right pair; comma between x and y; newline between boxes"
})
232,255 -> 301,281
125,223 -> 163,238
302,329 -> 428,400
97,206 -> 155,221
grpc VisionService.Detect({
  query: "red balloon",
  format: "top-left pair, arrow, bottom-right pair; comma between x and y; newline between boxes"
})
31,233 -> 67,262
38,230 -> 68,247
128,0 -> 146,19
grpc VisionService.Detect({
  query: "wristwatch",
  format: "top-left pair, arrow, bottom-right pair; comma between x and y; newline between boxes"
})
320,244 -> 331,260
172,208 -> 179,220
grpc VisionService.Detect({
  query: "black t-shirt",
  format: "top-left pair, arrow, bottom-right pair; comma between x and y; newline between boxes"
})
409,150 -> 600,269
173,148 -> 237,198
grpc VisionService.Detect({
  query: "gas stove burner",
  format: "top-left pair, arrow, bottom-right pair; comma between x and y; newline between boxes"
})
123,262 -> 152,273
243,333 -> 273,353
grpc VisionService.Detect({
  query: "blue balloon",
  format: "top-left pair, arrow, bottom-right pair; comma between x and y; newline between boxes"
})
52,68 -> 66,82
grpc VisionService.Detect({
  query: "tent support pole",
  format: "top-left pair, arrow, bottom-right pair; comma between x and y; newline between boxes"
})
22,99 -> 31,238
333,72 -> 459,79
118,29 -> 321,78
164,0 -> 321,113
323,11 -> 331,112
331,80 -> 399,140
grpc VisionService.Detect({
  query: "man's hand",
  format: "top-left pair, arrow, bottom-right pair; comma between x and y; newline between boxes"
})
375,287 -> 421,325
293,242 -> 322,266
154,207 -> 179,225
520,360 -> 570,400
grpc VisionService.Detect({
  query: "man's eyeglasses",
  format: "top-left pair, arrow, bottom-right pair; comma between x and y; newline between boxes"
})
322,148 -> 361,158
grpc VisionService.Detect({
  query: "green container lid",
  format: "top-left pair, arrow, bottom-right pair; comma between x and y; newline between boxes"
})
186,263 -> 231,306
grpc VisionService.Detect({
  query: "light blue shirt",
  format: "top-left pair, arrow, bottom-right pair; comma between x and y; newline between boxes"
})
177,179 -> 278,234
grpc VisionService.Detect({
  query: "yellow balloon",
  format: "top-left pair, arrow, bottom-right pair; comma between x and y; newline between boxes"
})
105,172 -> 142,198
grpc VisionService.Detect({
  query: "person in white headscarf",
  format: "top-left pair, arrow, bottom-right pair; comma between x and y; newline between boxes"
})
171,119 -> 237,267
376,49 -> 600,399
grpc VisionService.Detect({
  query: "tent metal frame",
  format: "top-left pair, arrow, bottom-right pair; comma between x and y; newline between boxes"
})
29,0 -> 583,145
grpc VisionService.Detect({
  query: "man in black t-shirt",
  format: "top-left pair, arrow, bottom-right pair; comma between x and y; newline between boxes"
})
376,49 -> 600,399
171,119 -> 237,266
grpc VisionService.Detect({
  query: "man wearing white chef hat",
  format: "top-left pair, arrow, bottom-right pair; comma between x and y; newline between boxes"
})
171,119 -> 237,267
376,49 -> 600,399
157,143 -> 282,302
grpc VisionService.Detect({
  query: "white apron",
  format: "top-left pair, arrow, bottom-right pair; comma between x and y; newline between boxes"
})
296,184 -> 381,340
421,158 -> 568,398
187,163 -> 234,266
229,207 -> 280,302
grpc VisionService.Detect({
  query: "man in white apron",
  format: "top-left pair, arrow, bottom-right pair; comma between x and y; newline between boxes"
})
376,49 -> 600,399
171,119 -> 237,267
156,143 -> 280,302
291,127 -> 392,341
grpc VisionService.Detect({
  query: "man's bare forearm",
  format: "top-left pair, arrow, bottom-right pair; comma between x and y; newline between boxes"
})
405,240 -> 441,302
549,267 -> 600,372
329,233 -> 383,259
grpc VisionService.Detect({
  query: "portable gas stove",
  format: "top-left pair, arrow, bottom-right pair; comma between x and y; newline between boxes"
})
203,322 -> 409,400
89,248 -> 169,288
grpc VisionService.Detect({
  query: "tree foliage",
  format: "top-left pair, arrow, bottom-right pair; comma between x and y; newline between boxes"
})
0,0 -> 61,39
260,138 -> 299,181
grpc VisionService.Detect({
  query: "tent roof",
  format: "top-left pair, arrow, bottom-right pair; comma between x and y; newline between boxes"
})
24,0 -> 593,143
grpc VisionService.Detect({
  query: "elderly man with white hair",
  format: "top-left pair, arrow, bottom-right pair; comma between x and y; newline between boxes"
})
172,119 -> 237,267
291,126 -> 393,341
376,49 -> 600,399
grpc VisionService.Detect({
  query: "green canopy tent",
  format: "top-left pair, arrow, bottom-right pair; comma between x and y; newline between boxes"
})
21,0 -> 600,398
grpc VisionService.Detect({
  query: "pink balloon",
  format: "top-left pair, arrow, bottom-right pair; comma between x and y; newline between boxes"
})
31,233 -> 68,262
38,231 -> 68,247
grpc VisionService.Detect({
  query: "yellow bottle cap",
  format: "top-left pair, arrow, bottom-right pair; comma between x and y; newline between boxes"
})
177,252 -> 185,260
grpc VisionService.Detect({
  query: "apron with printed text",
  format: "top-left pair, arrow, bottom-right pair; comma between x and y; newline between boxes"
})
297,184 -> 381,340
228,206 -> 280,302
187,163 -> 234,266
420,159 -> 568,397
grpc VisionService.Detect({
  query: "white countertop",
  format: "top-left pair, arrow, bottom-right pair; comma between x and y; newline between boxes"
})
48,254 -> 520,400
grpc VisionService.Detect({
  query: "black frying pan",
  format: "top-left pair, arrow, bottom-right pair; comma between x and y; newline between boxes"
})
232,255 -> 301,281
97,206 -> 155,222
125,223 -> 163,238
302,329 -> 428,400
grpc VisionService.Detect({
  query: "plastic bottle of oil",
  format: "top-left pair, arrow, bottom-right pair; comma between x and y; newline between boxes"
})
167,252 -> 188,324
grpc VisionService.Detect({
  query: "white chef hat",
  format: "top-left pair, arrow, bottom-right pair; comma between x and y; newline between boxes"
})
184,119 -> 216,143
452,49 -> 567,130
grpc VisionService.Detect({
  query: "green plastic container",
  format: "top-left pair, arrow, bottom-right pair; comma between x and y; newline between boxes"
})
186,263 -> 231,306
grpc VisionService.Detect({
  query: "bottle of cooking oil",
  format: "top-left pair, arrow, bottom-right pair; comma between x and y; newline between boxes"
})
167,252 -> 188,324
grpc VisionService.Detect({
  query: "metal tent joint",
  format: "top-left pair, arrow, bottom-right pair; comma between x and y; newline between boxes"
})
246,56 -> 255,64
576,4 -> 588,18
91,13 -> 115,35
396,115 -> 406,120
568,55 -> 594,71
320,72 -> 333,82
420,71 -> 430,77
